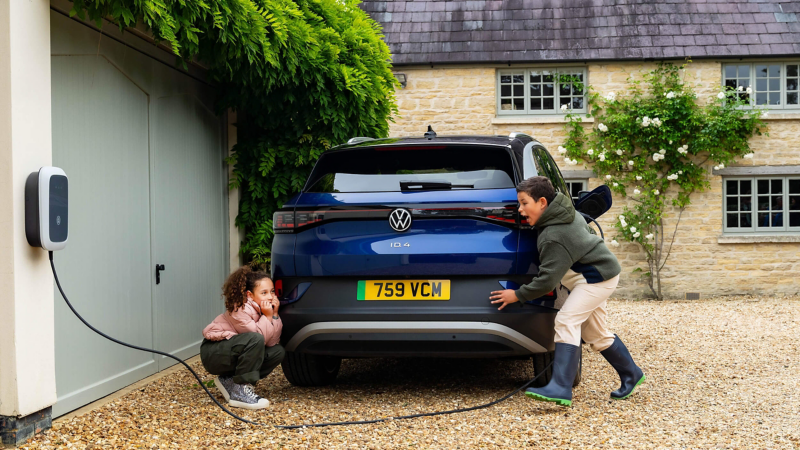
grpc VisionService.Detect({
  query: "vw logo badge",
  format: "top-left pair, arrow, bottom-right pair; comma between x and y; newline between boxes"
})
389,208 -> 412,232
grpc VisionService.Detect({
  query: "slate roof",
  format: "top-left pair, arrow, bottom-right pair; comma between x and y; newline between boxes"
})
360,0 -> 800,65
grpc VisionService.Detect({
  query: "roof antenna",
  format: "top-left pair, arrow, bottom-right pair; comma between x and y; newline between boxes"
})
424,125 -> 437,140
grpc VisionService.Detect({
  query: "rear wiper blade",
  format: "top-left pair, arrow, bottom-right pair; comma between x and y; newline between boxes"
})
400,181 -> 474,191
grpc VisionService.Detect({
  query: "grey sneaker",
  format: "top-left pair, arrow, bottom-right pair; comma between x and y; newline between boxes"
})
228,382 -> 269,410
214,376 -> 234,403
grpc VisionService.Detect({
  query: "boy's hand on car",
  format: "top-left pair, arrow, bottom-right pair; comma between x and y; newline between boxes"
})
489,289 -> 519,310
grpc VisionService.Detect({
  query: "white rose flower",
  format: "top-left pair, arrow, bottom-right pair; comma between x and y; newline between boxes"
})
645,233 -> 654,239
746,87 -> 752,94
714,165 -> 720,170
558,146 -> 567,154
669,140 -> 673,144
619,215 -> 625,221
598,123 -> 608,132
610,240 -> 620,247
652,153 -> 661,161
719,163 -> 725,169
636,176 -> 642,181
659,149 -> 666,155
762,111 -> 769,118
599,153 -> 606,161
633,188 -> 641,195
606,92 -> 616,101
630,226 -> 637,233
737,85 -> 743,92
666,92 -> 675,99
633,232 -> 641,238
653,189 -> 660,195
587,148 -> 594,155
717,92 -> 725,99
743,153 -> 754,159
561,104 -> 569,112
652,117 -> 662,127
682,144 -> 688,150
613,182 -> 619,187
678,170 -> 683,174
628,160 -> 634,166
606,174 -> 612,180
616,149 -> 624,156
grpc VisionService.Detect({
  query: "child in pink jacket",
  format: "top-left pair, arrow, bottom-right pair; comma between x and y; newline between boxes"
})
200,266 -> 284,410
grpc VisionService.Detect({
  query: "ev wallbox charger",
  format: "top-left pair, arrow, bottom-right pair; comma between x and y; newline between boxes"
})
32,166 -> 551,430
25,166 -> 68,251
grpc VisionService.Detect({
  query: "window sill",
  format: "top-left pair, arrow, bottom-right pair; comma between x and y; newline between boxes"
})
492,115 -> 594,125
761,112 -> 800,121
717,234 -> 800,244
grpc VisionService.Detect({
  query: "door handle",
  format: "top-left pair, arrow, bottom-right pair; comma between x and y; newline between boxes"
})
156,264 -> 165,285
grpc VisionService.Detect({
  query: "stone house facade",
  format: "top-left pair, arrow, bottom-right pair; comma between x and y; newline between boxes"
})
362,0 -> 800,298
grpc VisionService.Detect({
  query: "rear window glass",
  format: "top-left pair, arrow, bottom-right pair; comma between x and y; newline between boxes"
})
305,146 -> 516,193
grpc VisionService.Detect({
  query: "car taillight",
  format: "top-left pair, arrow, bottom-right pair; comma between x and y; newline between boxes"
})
274,279 -> 283,298
273,211 -> 295,233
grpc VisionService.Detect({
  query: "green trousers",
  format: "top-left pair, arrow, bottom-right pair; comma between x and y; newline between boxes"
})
200,332 -> 285,385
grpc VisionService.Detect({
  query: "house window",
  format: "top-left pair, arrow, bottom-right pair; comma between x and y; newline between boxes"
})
722,63 -> 800,109
723,177 -> 800,233
498,68 -> 587,115
565,180 -> 588,203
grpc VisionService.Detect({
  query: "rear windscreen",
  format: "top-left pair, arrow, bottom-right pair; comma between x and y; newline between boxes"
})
305,146 -> 516,193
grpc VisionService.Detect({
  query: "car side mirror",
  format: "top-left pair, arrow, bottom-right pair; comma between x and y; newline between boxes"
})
574,185 -> 612,220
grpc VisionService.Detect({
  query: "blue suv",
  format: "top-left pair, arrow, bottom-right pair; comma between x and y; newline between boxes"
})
271,132 -> 611,387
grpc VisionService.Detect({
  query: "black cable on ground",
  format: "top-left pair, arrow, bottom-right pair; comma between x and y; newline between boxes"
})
51,251 -> 553,430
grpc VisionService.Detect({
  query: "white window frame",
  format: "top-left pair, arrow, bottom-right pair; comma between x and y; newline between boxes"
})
723,176 -> 800,234
722,62 -> 800,110
496,68 -> 588,116
565,179 -> 588,203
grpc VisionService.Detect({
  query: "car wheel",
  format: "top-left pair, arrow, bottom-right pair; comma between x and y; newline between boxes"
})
531,350 -> 582,387
281,351 -> 341,387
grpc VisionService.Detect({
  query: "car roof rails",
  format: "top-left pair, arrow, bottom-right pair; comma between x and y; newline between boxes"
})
508,132 -> 532,140
346,137 -> 375,145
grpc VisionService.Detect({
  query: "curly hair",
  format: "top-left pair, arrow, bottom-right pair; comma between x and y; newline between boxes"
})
222,266 -> 271,312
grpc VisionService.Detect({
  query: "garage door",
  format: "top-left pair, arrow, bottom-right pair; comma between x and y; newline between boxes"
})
50,10 -> 228,417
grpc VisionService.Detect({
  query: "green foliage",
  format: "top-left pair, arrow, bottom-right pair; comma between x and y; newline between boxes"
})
561,63 -> 767,299
70,0 -> 398,267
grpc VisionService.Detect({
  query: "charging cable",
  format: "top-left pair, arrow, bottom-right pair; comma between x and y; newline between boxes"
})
51,251 -> 553,429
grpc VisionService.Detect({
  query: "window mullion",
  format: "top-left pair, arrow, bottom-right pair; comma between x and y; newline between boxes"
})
525,69 -> 530,115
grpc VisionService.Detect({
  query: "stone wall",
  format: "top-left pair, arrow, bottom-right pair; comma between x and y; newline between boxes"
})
389,61 -> 800,299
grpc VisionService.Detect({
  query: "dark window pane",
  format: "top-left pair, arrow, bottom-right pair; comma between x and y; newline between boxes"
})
756,79 -> 767,91
787,78 -> 798,91
727,180 -> 738,195
513,85 -> 523,96
543,84 -> 554,96
513,75 -> 524,83
531,85 -> 541,96
513,98 -> 524,110
501,85 -> 511,96
727,213 -> 739,228
788,92 -> 799,105
790,179 -> 800,193
769,78 -> 780,91
769,92 -> 780,105
772,196 -> 784,210
560,98 -> 571,109
772,212 -> 783,226
756,92 -> 767,105
758,196 -> 770,210
543,74 -> 554,83
575,73 -> 584,82
530,73 -> 541,83
741,180 -> 752,195
769,65 -> 780,77
560,84 -> 571,96
741,213 -> 752,227
572,84 -> 583,95
543,97 -> 554,109
725,79 -> 737,89
500,98 -> 512,110
758,212 -> 769,226
758,179 -> 769,193
501,75 -> 511,83
789,65 -> 799,77
740,197 -> 753,211
791,195 -> 800,211
739,65 -> 750,77
756,65 -> 768,77
531,98 -> 541,110
772,179 -> 782,193
725,65 -> 737,78
791,212 -> 800,227
572,97 -> 584,109
727,197 -> 739,211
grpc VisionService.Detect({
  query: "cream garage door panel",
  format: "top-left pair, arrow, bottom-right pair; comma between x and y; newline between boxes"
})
51,55 -> 155,417
152,95 -> 226,371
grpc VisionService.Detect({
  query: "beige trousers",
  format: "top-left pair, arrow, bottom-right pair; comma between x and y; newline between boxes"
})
554,269 -> 620,352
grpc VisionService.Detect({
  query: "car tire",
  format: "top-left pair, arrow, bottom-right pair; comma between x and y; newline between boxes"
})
531,349 -> 582,387
281,351 -> 341,387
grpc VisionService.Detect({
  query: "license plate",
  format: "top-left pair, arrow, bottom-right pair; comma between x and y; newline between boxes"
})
357,280 -> 450,300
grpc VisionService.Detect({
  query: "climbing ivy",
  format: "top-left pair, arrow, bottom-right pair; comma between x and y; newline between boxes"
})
560,63 -> 767,299
69,0 -> 398,267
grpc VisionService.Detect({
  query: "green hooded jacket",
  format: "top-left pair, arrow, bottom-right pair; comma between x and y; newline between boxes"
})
514,192 -> 621,303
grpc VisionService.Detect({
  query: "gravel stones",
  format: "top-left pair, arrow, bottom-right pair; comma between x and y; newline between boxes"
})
20,296 -> 800,449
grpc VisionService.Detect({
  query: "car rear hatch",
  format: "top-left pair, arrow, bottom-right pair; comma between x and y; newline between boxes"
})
280,144 -> 522,277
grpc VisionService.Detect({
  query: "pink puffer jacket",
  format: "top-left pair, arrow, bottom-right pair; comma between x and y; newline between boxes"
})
202,299 -> 282,347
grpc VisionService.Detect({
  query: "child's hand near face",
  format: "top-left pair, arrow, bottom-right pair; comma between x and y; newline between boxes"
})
271,297 -> 279,316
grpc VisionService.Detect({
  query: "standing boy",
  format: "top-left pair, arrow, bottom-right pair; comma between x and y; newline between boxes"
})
490,176 -> 645,406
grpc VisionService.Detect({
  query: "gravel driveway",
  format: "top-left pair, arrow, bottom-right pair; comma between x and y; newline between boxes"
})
21,297 -> 800,449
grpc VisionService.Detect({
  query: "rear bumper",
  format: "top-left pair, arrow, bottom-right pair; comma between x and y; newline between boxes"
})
276,275 -> 558,358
